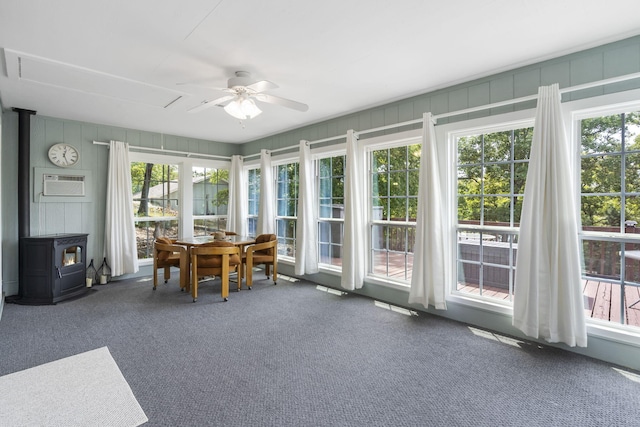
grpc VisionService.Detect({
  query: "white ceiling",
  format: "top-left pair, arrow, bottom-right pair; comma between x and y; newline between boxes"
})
1,1 -> 639,144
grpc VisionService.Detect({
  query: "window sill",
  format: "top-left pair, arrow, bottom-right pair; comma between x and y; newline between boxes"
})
446,292 -> 514,316
365,276 -> 410,292
447,292 -> 640,347
586,319 -> 640,347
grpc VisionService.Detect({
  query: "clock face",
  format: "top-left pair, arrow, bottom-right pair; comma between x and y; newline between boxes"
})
48,143 -> 79,167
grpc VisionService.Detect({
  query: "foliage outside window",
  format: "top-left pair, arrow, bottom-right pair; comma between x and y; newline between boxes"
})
131,162 -> 179,259
318,155 -> 345,267
580,110 -> 640,328
247,168 -> 260,236
456,127 -> 533,300
370,144 -> 420,282
276,162 -> 299,258
193,166 -> 229,236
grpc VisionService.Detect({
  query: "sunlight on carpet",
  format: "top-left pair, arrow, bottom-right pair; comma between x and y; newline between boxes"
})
0,346 -> 147,427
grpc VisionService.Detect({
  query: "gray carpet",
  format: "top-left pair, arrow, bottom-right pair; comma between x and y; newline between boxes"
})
1,275 -> 639,427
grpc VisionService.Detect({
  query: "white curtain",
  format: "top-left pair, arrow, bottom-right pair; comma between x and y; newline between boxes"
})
104,140 -> 138,276
513,84 -> 587,347
227,155 -> 247,236
408,113 -> 447,310
341,130 -> 365,290
295,140 -> 319,275
257,149 -> 275,235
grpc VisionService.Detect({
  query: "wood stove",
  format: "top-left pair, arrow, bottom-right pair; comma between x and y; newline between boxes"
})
19,233 -> 89,304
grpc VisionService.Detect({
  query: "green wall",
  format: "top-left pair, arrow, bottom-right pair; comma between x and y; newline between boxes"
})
0,115 -> 237,296
2,35 -> 640,370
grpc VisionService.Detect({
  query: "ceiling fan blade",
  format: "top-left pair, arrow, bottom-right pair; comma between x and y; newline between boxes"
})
187,95 -> 235,113
246,80 -> 278,93
253,93 -> 308,112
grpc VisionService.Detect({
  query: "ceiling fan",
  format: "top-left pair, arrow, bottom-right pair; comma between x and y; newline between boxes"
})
186,71 -> 309,120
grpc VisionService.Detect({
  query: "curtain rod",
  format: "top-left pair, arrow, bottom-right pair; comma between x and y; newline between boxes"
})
97,71 -> 640,161
434,71 -> 640,121
267,71 -> 640,155
92,141 -> 232,160
242,144 -> 300,160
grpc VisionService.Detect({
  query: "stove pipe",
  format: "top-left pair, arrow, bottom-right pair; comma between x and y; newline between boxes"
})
13,108 -> 36,238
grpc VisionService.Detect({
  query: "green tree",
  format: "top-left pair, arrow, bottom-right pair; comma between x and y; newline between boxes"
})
207,169 -> 229,213
580,111 -> 640,226
131,162 -> 178,217
370,144 -> 421,221
457,128 -> 533,226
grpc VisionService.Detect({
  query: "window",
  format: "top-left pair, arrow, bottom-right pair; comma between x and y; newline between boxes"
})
455,126 -> 533,301
369,144 -> 420,282
131,161 -> 179,260
275,162 -> 299,258
192,166 -> 229,235
318,155 -> 345,268
247,167 -> 260,236
579,109 -> 640,328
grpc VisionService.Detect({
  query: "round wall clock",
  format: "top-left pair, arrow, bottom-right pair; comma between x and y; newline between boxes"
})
48,143 -> 79,167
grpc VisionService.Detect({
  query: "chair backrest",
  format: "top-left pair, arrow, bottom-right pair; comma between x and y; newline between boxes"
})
192,241 -> 241,267
252,234 -> 277,258
255,234 -> 276,244
154,237 -> 174,261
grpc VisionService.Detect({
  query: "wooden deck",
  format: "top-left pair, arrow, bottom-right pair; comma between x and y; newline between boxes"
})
331,252 -> 640,328
457,280 -> 640,328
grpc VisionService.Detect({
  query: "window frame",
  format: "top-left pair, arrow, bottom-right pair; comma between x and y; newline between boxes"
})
452,119 -> 535,304
437,110 -> 536,314
363,129 -> 423,289
130,151 -> 231,266
244,163 -> 260,237
437,89 -> 640,343
572,98 -> 640,331
191,161 -> 231,236
315,148 -> 347,272
274,159 -> 300,260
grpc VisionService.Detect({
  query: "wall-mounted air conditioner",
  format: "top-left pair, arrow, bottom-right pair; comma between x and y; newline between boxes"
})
43,174 -> 85,196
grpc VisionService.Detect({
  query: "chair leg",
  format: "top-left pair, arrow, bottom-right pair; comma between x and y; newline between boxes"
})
164,266 -> 171,283
246,262 -> 253,290
221,261 -> 229,301
153,265 -> 158,290
235,264 -> 242,292
180,255 -> 189,292
272,262 -> 277,285
191,261 -> 198,302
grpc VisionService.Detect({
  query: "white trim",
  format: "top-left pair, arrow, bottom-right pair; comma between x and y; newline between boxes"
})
361,128 -> 422,150
93,140 -> 231,160
447,291 -> 514,316
366,275 -> 411,292
311,142 -> 346,158
586,321 -> 640,347
567,88 -> 640,121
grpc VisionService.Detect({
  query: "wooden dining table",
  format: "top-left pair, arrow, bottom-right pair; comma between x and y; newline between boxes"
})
175,235 -> 256,290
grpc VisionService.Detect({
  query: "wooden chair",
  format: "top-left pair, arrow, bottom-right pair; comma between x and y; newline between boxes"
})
190,242 -> 241,302
242,234 -> 277,290
153,237 -> 188,291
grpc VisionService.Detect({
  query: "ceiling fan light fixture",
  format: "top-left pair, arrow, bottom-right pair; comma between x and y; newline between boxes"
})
224,96 -> 262,120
